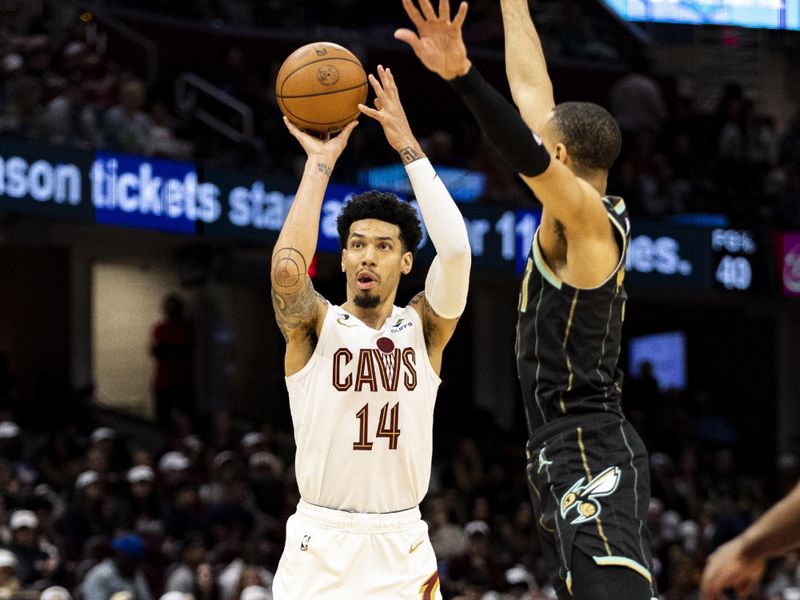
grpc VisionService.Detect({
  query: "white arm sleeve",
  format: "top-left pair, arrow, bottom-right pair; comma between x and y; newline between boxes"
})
405,158 -> 471,319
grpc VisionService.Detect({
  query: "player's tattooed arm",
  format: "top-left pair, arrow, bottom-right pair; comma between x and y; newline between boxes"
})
399,146 -> 423,165
409,291 -> 459,347
271,246 -> 326,339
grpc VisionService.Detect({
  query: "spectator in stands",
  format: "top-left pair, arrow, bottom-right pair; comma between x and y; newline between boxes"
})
426,496 -> 469,561
103,78 -> 151,154
6,509 -> 58,586
115,465 -> 163,540
163,482 -> 206,543
0,549 -> 21,598
200,452 -> 242,507
0,74 -> 45,138
220,563 -> 272,600
246,452 -> 285,520
35,428 -> 84,491
448,520 -> 504,594
608,55 -> 667,139
82,533 -> 153,600
41,586 -> 72,600
163,532 -> 208,594
144,101 -> 192,160
192,562 -> 220,600
57,471 -> 112,561
43,77 -> 98,147
151,295 -> 195,428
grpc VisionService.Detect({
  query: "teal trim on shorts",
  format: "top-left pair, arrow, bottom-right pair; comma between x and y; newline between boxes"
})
592,555 -> 652,584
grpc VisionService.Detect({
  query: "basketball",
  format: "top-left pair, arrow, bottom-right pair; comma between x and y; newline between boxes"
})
276,42 -> 368,135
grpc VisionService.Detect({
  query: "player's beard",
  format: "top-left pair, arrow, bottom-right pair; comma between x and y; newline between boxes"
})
354,291 -> 380,309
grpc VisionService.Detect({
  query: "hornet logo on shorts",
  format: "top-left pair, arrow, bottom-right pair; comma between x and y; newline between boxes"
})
560,466 -> 621,525
300,534 -> 311,551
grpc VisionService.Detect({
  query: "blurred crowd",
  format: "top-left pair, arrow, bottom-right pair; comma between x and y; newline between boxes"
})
2,7 -> 800,597
1,2 -> 799,228
0,27 -> 193,161
0,355 -> 798,600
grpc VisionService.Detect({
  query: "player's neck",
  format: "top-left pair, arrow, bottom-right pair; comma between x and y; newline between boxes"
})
580,170 -> 608,196
341,298 -> 396,330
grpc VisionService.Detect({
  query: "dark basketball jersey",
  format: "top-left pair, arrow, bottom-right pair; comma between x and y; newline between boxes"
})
516,196 -> 630,441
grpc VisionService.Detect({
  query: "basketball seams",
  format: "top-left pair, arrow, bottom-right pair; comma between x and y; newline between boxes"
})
276,81 -> 368,100
278,56 -> 366,97
278,106 -> 361,127
276,43 -> 366,134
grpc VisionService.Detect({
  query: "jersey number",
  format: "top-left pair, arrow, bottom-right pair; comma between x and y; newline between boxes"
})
353,403 -> 401,450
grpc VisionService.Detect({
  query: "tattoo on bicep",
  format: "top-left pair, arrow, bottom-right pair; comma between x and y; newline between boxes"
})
399,146 -> 422,165
271,277 -> 323,338
272,247 -> 307,291
316,162 -> 332,178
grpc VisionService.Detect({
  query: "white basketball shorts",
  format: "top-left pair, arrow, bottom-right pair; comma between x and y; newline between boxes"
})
272,500 -> 442,599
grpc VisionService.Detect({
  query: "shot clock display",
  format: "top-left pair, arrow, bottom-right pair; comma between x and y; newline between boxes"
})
626,222 -> 775,293
710,228 -> 774,293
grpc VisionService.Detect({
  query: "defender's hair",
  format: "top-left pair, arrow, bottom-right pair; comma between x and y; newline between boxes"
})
551,102 -> 622,172
336,191 -> 422,255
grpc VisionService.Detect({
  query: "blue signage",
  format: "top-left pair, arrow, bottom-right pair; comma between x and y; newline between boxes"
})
358,163 -> 486,203
93,152 -> 213,234
0,141 -> 778,292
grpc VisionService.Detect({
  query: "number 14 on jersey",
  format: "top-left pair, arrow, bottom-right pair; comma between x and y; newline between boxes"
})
353,403 -> 401,450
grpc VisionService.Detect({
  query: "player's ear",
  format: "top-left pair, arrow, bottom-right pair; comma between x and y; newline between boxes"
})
401,251 -> 413,275
341,249 -> 347,272
554,142 -> 568,164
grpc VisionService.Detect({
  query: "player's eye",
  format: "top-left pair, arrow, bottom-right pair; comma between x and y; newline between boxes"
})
380,242 -> 391,250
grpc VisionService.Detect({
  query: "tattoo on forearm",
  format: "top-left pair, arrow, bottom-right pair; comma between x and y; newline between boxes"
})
316,162 -> 332,178
399,146 -> 422,165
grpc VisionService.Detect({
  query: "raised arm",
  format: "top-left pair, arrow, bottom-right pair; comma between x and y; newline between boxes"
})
271,118 -> 358,374
396,0 -> 604,232
500,0 -> 555,130
358,65 -> 470,370
701,480 -> 800,599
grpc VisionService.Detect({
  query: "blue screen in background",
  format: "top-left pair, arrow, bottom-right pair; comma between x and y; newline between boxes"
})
93,152 -> 201,234
358,164 -> 485,203
628,331 -> 688,391
603,0 -> 800,30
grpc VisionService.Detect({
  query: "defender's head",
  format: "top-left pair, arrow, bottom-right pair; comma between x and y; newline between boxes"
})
539,102 -> 622,179
337,191 -> 422,310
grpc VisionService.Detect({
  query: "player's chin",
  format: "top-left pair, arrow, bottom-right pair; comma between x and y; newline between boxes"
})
354,291 -> 380,309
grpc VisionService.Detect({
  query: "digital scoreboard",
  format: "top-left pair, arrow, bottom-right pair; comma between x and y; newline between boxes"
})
602,0 -> 800,31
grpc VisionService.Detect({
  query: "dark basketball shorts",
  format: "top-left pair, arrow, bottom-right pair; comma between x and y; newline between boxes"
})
526,414 -> 658,599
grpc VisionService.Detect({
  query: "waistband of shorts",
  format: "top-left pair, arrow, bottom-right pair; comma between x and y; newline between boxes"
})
296,499 -> 421,533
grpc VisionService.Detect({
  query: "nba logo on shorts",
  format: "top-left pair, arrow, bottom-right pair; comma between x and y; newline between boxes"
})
300,535 -> 311,551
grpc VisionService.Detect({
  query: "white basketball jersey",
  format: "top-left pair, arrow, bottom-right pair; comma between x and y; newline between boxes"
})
285,303 -> 441,514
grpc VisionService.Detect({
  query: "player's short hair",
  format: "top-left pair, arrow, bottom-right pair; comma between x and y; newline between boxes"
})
337,191 -> 422,255
551,102 -> 622,172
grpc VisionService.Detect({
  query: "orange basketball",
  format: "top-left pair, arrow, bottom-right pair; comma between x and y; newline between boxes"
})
276,42 -> 368,135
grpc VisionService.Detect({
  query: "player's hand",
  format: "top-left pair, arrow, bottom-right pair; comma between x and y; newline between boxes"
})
282,117 -> 358,165
700,536 -> 766,599
395,0 -> 471,80
357,65 -> 421,157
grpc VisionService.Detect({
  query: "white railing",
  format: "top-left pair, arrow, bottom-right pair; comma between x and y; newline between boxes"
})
175,72 -> 255,144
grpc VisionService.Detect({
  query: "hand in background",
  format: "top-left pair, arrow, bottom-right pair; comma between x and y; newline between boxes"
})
395,0 -> 471,80
700,536 -> 765,599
